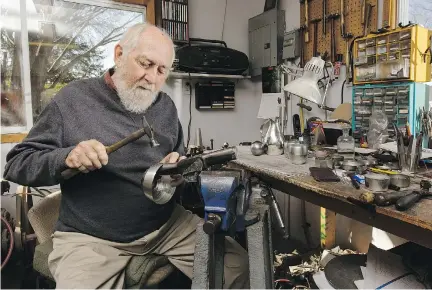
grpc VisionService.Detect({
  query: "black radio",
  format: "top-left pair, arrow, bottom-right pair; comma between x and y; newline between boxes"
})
175,38 -> 249,75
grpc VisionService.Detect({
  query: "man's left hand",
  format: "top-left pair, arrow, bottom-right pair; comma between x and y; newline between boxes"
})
160,152 -> 186,187
160,152 -> 186,164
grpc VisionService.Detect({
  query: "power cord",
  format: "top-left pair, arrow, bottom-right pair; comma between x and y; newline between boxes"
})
221,0 -> 228,41
186,74 -> 192,148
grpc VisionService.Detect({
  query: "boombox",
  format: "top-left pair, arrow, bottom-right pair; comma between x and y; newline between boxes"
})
175,38 -> 249,75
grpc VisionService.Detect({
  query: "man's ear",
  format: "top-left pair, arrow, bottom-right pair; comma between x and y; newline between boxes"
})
114,44 -> 123,65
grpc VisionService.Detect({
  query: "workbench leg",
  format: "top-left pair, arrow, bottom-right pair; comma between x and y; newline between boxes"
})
320,207 -> 336,249
210,233 -> 225,289
192,221 -> 210,289
191,222 -> 225,289
246,205 -> 273,289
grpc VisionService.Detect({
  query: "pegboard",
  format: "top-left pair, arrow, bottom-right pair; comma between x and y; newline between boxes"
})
300,0 -> 378,63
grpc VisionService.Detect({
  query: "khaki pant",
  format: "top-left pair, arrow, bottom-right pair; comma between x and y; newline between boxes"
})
48,204 -> 249,289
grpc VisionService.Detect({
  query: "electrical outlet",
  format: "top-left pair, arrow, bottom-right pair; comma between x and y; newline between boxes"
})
184,82 -> 191,95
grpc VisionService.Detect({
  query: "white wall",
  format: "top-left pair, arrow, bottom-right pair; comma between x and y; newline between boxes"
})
164,0 -> 266,149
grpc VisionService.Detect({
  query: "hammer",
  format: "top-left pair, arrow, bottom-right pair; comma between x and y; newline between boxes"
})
61,116 -> 159,180
310,18 -> 322,57
327,13 -> 340,63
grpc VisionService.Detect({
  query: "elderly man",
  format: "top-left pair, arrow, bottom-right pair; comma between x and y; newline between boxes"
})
3,23 -> 249,289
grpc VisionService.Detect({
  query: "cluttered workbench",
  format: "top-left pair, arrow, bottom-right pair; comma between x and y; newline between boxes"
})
229,145 -> 432,249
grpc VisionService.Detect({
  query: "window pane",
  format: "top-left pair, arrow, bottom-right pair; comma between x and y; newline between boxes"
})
1,0 -> 27,128
409,0 -> 432,30
28,0 -> 143,121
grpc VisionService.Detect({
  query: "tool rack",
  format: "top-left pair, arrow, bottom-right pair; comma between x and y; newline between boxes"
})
299,0 -> 379,64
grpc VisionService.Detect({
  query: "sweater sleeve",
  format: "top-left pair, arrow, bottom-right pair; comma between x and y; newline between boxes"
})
173,120 -> 185,156
3,101 -> 75,186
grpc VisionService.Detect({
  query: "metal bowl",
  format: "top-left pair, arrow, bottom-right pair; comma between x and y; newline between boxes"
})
251,141 -> 267,156
364,173 -> 390,192
390,174 -> 410,188
342,160 -> 361,172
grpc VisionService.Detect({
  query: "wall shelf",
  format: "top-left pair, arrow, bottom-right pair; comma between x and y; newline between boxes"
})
169,71 -> 251,79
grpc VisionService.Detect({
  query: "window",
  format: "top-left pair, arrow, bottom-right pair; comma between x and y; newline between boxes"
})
408,0 -> 432,30
1,0 -> 145,133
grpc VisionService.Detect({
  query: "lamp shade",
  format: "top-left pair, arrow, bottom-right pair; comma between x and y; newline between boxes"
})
283,57 -> 325,105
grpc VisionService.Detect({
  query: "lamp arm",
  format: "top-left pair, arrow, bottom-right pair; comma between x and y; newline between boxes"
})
320,61 -> 335,108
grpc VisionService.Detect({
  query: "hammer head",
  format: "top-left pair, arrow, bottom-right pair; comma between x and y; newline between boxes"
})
142,116 -> 160,148
327,13 -> 340,20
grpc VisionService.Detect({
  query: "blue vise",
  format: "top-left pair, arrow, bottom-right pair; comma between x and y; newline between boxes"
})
199,171 -> 243,235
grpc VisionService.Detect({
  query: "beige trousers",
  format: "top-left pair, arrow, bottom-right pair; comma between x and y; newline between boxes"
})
48,204 -> 250,289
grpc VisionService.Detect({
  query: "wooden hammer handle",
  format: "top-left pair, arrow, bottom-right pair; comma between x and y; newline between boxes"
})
61,128 -> 148,180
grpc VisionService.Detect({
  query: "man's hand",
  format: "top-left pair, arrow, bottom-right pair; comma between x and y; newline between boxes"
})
160,152 -> 186,164
65,140 -> 108,173
160,152 -> 186,187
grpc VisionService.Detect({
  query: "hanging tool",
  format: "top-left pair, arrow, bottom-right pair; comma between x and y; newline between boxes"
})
389,0 -> 397,30
363,2 -> 373,36
301,0 -> 310,43
340,0 -> 346,37
299,26 -> 306,67
396,180 -> 432,211
61,116 -> 159,180
322,0 -> 327,37
343,33 -> 353,82
327,13 -> 340,63
361,0 -> 366,27
310,18 -> 322,57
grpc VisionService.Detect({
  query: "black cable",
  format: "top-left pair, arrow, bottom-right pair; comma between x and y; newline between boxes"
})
349,36 -> 364,82
341,79 -> 346,104
186,74 -> 192,148
221,0 -> 228,41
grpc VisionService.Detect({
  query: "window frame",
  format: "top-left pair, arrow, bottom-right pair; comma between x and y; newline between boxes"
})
1,0 -> 150,143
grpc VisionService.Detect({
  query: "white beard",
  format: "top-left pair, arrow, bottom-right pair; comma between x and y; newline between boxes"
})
111,66 -> 158,114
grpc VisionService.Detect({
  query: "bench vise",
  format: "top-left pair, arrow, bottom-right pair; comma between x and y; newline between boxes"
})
142,147 -> 285,289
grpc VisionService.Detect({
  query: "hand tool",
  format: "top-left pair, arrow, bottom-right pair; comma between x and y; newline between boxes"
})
299,25 -> 306,67
369,167 -> 398,175
394,123 -> 408,171
347,172 -> 360,189
361,0 -> 366,26
61,116 -> 159,180
310,18 -> 322,57
340,0 -> 346,37
327,13 -> 340,63
389,0 -> 397,30
363,2 -> 373,36
343,33 -> 353,82
396,180 -> 432,211
301,0 -> 310,43
374,190 -> 411,206
322,0 -> 327,37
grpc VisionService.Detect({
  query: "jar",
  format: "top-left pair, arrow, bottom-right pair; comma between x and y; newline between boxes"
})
290,144 -> 308,165
337,127 -> 355,160
284,139 -> 299,159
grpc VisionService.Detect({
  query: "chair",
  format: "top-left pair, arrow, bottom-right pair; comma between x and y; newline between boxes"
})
27,191 -> 175,289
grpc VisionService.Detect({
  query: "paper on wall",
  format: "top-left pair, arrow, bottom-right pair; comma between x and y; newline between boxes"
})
257,93 -> 283,119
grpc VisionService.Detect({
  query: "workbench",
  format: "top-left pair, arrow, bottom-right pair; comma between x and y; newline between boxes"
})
229,146 -> 432,249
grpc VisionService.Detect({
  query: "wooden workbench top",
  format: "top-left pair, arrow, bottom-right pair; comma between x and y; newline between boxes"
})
230,146 -> 432,240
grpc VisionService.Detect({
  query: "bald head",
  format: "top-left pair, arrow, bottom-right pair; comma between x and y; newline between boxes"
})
116,23 -> 175,66
111,23 -> 175,113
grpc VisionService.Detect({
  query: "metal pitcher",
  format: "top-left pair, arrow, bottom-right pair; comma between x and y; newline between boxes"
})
260,118 -> 284,155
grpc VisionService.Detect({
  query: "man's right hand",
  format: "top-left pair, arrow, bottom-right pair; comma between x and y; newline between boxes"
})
65,140 -> 108,173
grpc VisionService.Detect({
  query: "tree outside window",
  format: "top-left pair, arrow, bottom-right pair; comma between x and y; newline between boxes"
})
1,0 -> 144,131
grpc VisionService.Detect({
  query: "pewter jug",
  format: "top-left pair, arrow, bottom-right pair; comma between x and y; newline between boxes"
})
260,118 -> 284,155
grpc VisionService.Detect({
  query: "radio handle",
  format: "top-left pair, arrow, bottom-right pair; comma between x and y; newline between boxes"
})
188,38 -> 228,48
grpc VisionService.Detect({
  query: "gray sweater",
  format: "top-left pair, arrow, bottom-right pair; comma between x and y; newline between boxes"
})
3,76 -> 185,242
